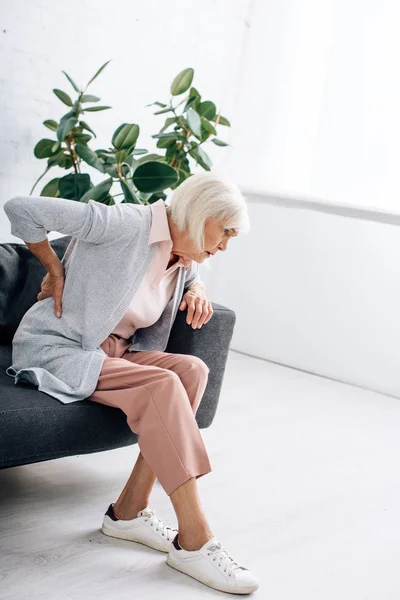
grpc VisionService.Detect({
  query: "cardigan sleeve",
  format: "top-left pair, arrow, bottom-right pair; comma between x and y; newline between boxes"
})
3,195 -> 127,245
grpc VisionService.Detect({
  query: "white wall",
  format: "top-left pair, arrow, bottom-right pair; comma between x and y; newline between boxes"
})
207,193 -> 400,399
310,0 -> 400,211
0,0 -> 251,241
226,0 -> 400,212
226,0 -> 335,198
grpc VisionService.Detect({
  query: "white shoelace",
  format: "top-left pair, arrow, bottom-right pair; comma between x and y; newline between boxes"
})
207,542 -> 246,577
139,508 -> 177,542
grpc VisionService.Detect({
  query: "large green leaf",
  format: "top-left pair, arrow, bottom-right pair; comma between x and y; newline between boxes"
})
85,60 -> 111,88
122,154 -> 136,168
40,178 -> 60,197
100,155 -> 118,176
112,123 -> 139,150
170,68 -> 194,96
83,105 -> 111,112
132,148 -> 147,155
80,178 -> 113,203
47,150 -> 72,169
186,87 -> 201,110
62,71 -> 80,93
197,145 -> 212,168
120,164 -> 131,178
147,191 -> 167,204
211,138 -> 229,147
146,101 -> 167,108
198,101 -> 216,120
53,89 -> 73,106
59,173 -> 92,200
103,164 -> 119,178
132,161 -> 179,193
186,108 -> 202,138
212,114 -> 231,127
172,160 -> 191,188
189,145 -> 212,171
34,139 -> 59,159
200,117 -> 217,140
135,153 -> 165,167
157,135 -> 179,149
183,96 -> 198,112
154,106 -> 174,115
120,179 -> 141,204
115,150 -> 128,163
95,149 -> 113,157
165,143 -> 179,159
160,117 -> 177,133
172,148 -> 186,161
73,133 -> 92,144
79,120 -> 97,138
43,120 -> 58,132
179,156 -> 191,173
81,94 -> 100,103
75,143 -> 105,173
57,117 -> 78,141
60,109 -> 77,120
152,132 -> 180,140
137,191 -> 153,202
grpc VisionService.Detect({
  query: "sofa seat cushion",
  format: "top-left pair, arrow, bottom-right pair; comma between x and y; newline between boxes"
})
0,344 -> 137,468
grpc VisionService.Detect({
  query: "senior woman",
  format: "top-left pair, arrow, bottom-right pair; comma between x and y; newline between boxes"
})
4,172 -> 258,595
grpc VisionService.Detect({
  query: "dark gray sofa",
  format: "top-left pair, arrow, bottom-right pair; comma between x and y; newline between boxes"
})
0,235 -> 236,469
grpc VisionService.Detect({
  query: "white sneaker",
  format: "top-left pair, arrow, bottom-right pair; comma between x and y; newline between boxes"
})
101,503 -> 178,553
166,534 -> 259,594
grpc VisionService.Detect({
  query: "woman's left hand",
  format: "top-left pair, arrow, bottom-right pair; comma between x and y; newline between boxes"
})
179,285 -> 213,329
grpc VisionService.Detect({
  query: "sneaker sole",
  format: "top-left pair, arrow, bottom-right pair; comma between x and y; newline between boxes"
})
101,524 -> 170,553
166,555 -> 259,595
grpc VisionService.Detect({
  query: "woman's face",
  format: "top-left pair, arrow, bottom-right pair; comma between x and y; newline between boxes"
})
171,216 -> 238,264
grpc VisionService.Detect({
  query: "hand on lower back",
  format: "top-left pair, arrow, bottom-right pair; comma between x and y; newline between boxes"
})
37,265 -> 65,318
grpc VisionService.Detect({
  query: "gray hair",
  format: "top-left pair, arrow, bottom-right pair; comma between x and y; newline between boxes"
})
166,172 -> 250,250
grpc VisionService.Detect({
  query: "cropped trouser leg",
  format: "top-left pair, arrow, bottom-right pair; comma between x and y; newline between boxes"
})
87,334 -> 212,496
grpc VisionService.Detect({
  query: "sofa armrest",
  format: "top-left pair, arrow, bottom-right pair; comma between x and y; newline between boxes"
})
166,303 -> 236,428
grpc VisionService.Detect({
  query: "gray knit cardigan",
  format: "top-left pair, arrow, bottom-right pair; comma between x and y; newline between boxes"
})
3,195 -> 202,404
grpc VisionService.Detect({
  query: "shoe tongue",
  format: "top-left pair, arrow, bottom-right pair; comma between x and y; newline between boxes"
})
204,538 -> 245,572
203,537 -> 220,550
138,507 -> 154,518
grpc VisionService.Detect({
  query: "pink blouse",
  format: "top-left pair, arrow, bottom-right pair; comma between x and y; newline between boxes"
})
111,200 -> 190,339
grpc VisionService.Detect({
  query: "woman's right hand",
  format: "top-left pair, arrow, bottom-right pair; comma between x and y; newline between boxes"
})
37,265 -> 65,318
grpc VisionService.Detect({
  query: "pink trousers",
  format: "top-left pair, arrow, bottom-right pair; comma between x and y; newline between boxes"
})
87,334 -> 212,496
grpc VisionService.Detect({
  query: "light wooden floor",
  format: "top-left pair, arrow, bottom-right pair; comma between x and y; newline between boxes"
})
1,350 -> 400,600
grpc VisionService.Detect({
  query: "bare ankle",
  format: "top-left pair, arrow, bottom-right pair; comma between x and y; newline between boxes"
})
113,500 -> 148,520
178,525 -> 214,551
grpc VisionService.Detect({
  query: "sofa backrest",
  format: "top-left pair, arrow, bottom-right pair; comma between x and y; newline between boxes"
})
0,235 -> 71,344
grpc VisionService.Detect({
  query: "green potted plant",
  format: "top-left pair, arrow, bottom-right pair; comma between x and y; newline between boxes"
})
31,62 -> 231,205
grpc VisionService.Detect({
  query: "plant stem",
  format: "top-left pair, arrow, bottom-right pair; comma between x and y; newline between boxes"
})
116,163 -> 123,181
67,93 -> 84,174
30,166 -> 51,195
66,137 -> 78,174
